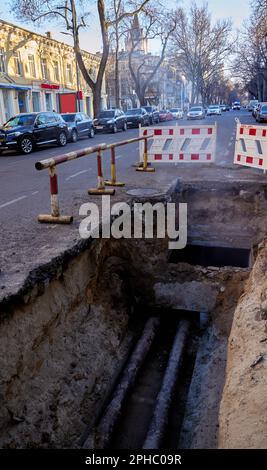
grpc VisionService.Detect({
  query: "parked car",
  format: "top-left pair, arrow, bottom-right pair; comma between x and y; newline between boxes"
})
125,108 -> 150,127
206,105 -> 222,116
220,104 -> 227,112
94,109 -> 127,133
252,104 -> 261,119
169,108 -> 184,119
247,100 -> 259,112
142,106 -> 160,124
256,103 -> 267,122
61,112 -> 95,142
159,110 -> 173,122
0,112 -> 68,155
187,106 -> 205,120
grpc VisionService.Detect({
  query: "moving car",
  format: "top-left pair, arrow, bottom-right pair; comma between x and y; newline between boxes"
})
169,108 -> 184,119
94,109 -> 127,133
220,104 -> 227,112
159,110 -> 173,122
187,106 -> 205,120
0,112 -> 68,155
61,112 -> 95,142
206,105 -> 221,116
232,101 -> 241,110
256,103 -> 267,122
125,108 -> 150,127
142,106 -> 160,124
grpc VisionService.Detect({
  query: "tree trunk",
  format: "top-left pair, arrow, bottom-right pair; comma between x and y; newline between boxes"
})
115,47 -> 120,108
93,84 -> 102,117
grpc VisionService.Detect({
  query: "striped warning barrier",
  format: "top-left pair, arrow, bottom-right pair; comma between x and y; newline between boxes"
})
234,120 -> 267,172
139,124 -> 217,164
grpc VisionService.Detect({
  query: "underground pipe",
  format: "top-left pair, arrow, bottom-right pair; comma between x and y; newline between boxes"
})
143,319 -> 190,449
83,316 -> 160,449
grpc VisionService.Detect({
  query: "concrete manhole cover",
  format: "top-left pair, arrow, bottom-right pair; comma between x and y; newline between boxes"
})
126,188 -> 163,197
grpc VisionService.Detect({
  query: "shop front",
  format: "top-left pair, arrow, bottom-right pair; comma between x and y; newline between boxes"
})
0,83 -> 31,125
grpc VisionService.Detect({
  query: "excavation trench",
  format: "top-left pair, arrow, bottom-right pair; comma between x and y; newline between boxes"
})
1,179 -> 267,448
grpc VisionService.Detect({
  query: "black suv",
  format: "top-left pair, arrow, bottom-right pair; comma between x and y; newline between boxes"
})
94,109 -> 127,133
142,106 -> 160,124
61,112 -> 95,142
125,108 -> 150,128
0,112 -> 68,154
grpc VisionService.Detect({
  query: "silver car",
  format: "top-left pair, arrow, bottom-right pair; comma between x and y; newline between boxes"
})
187,106 -> 205,120
207,105 -> 222,116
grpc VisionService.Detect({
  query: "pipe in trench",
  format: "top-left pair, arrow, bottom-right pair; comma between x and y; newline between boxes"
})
143,319 -> 190,449
83,316 -> 160,449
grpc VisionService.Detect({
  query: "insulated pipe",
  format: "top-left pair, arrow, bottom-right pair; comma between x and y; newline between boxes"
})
105,147 -> 125,187
88,149 -> 115,196
35,135 -> 154,171
37,165 -> 73,224
84,316 -> 160,449
136,136 -> 155,173
143,319 -> 190,449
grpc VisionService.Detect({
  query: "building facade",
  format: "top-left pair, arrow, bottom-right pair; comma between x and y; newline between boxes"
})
0,20 -> 107,125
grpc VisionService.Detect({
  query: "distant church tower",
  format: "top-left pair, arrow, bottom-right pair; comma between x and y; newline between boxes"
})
126,14 -> 148,54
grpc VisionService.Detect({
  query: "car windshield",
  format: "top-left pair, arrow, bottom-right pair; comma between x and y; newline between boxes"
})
143,107 -> 152,112
170,108 -> 179,112
126,109 -> 141,115
261,106 -> 267,112
98,111 -> 115,118
190,107 -> 202,112
160,110 -> 167,113
209,106 -> 219,109
61,114 -> 76,122
4,114 -> 35,128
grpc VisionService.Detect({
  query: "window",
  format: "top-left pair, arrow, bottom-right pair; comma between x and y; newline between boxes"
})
66,63 -> 72,83
28,55 -> 36,78
14,52 -> 23,76
0,48 -> 6,73
41,58 -> 49,80
53,61 -> 59,82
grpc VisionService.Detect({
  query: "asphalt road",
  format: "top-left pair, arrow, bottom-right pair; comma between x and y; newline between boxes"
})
0,109 -> 260,225
1,108 -> 266,300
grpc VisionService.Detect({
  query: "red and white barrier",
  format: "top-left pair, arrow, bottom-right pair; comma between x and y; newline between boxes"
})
139,124 -> 217,164
234,121 -> 267,172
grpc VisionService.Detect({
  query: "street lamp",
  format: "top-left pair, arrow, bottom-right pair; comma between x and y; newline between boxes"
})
180,75 -> 186,111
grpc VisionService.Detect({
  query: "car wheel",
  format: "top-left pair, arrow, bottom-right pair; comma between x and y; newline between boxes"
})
123,122 -> 127,131
71,129 -> 78,143
89,127 -> 95,138
19,136 -> 34,154
113,124 -> 118,133
57,131 -> 67,147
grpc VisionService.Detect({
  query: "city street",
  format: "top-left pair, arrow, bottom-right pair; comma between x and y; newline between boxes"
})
0,109 -> 260,230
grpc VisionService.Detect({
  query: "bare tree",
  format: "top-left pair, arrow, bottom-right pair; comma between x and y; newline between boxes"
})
170,2 -> 233,105
124,5 -> 177,106
233,0 -> 267,101
12,0 -> 151,116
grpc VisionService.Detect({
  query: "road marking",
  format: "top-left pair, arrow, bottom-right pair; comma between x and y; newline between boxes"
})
32,191 -> 39,195
116,155 -> 123,160
0,195 -> 27,209
66,170 -> 89,181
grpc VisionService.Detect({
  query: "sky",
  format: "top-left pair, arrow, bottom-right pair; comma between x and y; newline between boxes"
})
0,0 -> 252,54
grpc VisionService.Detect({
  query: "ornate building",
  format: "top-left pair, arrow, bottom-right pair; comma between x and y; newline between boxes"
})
0,19 -> 107,124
